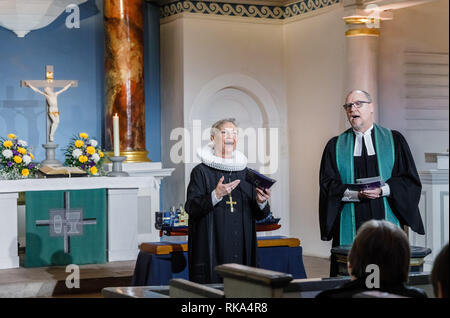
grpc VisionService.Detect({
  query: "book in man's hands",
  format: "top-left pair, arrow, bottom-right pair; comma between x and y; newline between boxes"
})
39,165 -> 87,178
245,168 -> 276,190
356,176 -> 385,190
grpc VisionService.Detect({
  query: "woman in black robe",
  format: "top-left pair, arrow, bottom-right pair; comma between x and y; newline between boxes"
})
185,119 -> 271,284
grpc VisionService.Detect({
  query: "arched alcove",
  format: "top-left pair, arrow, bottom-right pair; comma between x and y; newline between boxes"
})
186,73 -> 289,236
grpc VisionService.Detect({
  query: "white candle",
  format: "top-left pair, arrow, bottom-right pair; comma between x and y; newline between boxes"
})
113,113 -> 120,156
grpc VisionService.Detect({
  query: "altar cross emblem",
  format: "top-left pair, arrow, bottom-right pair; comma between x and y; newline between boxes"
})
35,192 -> 96,254
226,195 -> 237,213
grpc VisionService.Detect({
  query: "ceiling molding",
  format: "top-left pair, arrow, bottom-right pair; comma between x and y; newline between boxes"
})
158,0 -> 341,20
149,0 -> 302,6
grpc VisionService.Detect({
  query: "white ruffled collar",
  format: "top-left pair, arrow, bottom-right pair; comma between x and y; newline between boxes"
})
197,143 -> 247,172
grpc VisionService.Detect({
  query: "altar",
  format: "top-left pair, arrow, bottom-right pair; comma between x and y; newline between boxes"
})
0,170 -> 171,269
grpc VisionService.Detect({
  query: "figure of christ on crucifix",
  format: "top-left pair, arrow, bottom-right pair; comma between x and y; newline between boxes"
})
22,65 -> 77,143
24,81 -> 75,142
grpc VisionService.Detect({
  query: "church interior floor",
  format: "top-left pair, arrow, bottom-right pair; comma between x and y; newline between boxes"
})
0,255 -> 329,298
0,258 -> 136,298
302,255 -> 330,279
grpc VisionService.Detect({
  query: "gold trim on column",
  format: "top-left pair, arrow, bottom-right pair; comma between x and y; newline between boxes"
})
105,150 -> 151,163
344,17 -> 379,25
345,28 -> 380,37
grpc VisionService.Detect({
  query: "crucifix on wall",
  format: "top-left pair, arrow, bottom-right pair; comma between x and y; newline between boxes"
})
21,65 -> 77,166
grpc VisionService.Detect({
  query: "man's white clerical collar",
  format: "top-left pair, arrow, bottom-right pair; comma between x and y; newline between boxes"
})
353,125 -> 375,156
197,142 -> 248,172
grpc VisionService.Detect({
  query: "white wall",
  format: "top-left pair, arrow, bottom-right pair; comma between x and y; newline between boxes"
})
284,0 -> 448,258
161,18 -> 187,209
379,0 -> 449,170
377,0 -> 449,269
160,15 -> 291,235
182,16 -> 290,236
159,0 -> 448,261
284,8 -> 347,258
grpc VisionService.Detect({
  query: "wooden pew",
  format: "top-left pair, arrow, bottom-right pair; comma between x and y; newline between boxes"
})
102,267 -> 432,298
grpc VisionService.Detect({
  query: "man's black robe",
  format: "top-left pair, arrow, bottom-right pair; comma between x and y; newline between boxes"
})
319,129 -> 425,275
185,163 -> 270,284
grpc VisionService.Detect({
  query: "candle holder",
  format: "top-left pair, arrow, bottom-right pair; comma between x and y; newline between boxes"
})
107,156 -> 129,177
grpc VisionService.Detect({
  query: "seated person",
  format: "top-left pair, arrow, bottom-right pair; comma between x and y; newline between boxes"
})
316,219 -> 427,298
431,243 -> 448,298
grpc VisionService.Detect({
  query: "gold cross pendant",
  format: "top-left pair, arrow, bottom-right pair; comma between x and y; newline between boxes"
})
226,195 -> 237,213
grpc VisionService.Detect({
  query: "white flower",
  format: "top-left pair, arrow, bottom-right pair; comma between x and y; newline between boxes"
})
2,149 -> 13,159
92,153 -> 100,163
72,148 -> 82,159
18,140 -> 28,147
89,139 -> 98,147
23,155 -> 31,165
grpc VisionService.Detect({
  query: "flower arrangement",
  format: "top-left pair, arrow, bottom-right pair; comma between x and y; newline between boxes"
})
0,133 -> 39,179
63,133 -> 105,176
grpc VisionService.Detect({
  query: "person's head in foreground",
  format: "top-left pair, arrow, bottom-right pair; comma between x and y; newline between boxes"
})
348,219 -> 410,287
317,219 -> 428,298
431,243 -> 449,298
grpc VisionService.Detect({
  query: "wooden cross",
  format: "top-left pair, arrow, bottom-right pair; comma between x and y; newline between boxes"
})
21,65 -> 78,89
226,195 -> 237,213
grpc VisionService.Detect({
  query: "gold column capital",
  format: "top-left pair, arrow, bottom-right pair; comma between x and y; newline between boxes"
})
344,16 -> 380,25
345,27 -> 380,37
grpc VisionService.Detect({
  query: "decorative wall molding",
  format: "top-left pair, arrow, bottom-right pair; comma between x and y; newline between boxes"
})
440,191 -> 449,247
160,0 -> 340,20
403,51 -> 449,132
414,170 -> 449,271
419,169 -> 449,185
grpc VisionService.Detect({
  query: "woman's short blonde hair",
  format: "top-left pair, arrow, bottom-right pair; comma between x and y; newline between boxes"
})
210,118 -> 238,136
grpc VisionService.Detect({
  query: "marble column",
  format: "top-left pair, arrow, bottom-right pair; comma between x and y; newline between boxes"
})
104,0 -> 150,162
344,18 -> 380,122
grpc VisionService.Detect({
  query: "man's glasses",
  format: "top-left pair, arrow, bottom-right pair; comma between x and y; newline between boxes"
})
343,100 -> 371,111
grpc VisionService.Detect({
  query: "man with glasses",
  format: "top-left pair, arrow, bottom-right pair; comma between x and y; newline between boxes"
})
319,90 -> 425,276
185,118 -> 271,284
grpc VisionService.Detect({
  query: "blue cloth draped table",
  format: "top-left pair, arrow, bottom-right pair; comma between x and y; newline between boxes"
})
132,236 -> 307,286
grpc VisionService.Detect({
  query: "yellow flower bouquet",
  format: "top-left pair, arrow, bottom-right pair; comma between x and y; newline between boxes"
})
0,134 -> 39,179
63,133 -> 105,176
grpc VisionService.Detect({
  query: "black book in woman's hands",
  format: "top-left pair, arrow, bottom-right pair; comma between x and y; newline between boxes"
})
245,168 -> 276,190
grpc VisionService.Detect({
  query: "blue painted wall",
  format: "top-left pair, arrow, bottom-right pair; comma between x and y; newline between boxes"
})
145,2 -> 162,163
0,0 -> 161,163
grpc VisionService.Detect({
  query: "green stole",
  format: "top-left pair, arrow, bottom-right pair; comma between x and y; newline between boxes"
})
336,124 -> 400,245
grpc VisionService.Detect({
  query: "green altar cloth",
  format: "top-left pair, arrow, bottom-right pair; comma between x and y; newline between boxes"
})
25,189 -> 106,267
